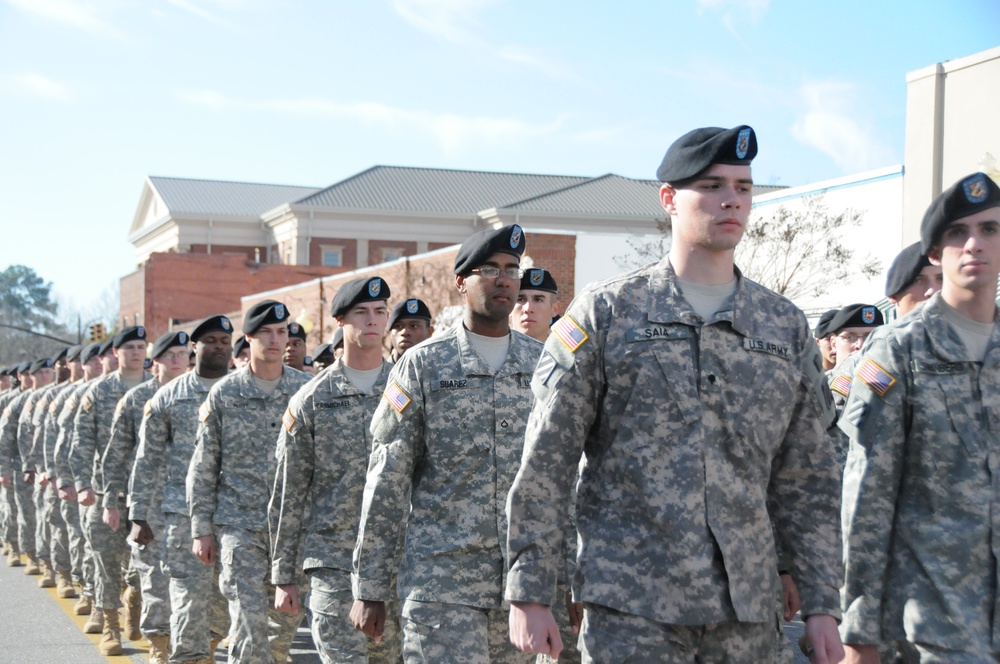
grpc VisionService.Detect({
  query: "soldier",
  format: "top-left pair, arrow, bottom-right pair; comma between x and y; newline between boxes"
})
0,362 -> 28,567
231,336 -> 251,370
0,366 -> 22,564
54,343 -> 105,624
387,298 -> 434,362
839,173 -> 1000,663
825,304 -> 885,434
885,241 -> 944,317
130,315 -> 233,664
100,330 -> 191,662
814,309 -> 838,371
311,343 -> 335,372
505,126 -> 844,663
510,269 -> 561,343
271,276 -> 402,663
284,322 -> 308,371
186,300 -> 310,664
66,326 -> 152,655
351,225 -> 543,664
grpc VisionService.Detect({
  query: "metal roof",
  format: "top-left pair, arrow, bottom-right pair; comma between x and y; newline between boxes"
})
149,176 -> 322,218
295,165 -> 591,214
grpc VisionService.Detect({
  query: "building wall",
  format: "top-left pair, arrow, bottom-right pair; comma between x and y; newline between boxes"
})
307,237 -> 358,269
522,232 -> 576,303
189,244 -> 260,260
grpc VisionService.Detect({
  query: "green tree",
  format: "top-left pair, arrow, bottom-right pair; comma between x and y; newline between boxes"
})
0,265 -> 75,365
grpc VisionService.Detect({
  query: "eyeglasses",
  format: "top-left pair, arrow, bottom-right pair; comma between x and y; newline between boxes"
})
836,332 -> 871,345
470,267 -> 524,280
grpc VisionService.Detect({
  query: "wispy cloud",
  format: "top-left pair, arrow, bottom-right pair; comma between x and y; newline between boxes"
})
496,45 -> 583,83
166,0 -> 231,28
791,80 -> 896,173
6,0 -> 124,39
696,0 -> 771,37
8,72 -> 75,102
175,89 -> 571,154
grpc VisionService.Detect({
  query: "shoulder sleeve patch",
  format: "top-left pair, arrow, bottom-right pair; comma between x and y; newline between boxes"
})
24,402 -> 33,414
551,315 -> 588,353
114,397 -> 126,418
282,408 -> 296,433
2,406 -> 10,418
49,401 -> 58,414
143,400 -> 153,418
830,373 -> 852,397
66,399 -> 77,412
383,381 -> 411,414
198,402 -> 211,423
81,396 -> 93,412
858,358 -> 896,397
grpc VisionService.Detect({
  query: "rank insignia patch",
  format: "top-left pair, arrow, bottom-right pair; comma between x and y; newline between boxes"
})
831,374 -> 852,397
552,315 -> 588,353
858,358 -> 896,397
384,381 -> 411,414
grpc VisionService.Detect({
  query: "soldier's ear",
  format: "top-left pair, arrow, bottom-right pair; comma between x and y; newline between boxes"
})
455,274 -> 467,294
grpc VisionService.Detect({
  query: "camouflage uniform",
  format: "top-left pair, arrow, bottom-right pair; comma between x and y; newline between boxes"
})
186,366 -> 310,664
21,385 -> 58,562
1,390 -> 37,559
69,369 -> 151,609
100,377 -> 171,638
0,387 -> 22,550
839,293 -> 1000,660
54,381 -> 95,595
353,324 -> 542,664
270,359 -> 401,664
506,260 -> 843,662
34,382 -> 75,577
827,352 -> 862,468
132,370 -> 230,662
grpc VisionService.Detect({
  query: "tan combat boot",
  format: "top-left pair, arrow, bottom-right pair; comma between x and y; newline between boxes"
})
121,584 -> 142,641
73,593 -> 92,615
99,608 -> 124,656
6,547 -> 22,567
37,560 -> 56,588
23,554 -> 40,575
82,604 -> 104,633
147,633 -> 170,664
56,571 -> 77,598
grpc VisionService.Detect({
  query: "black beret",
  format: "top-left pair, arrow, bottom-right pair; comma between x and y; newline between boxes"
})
79,343 -> 101,364
53,347 -> 71,363
16,361 -> 31,375
191,315 -> 233,342
921,172 -> 1000,253
65,345 -> 85,363
312,343 -> 334,364
232,336 -> 250,358
454,224 -> 526,275
29,358 -> 53,374
814,309 -> 838,338
388,298 -> 432,329
98,338 -> 115,357
287,322 -> 307,340
519,268 -> 558,294
885,242 -> 932,298
331,277 -> 391,318
331,327 -> 344,350
242,299 -> 290,335
113,325 -> 147,349
656,125 -> 757,183
150,331 -> 189,360
828,303 -> 884,334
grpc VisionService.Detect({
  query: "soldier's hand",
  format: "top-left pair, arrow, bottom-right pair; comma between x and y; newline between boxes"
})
37,472 -> 49,487
103,507 -> 120,531
274,584 -> 300,615
840,644 -> 879,664
350,599 -> 386,643
58,485 -> 77,502
780,572 -> 800,621
192,535 -> 216,565
0,474 -> 10,487
129,520 -> 154,546
509,601 -> 562,657
565,591 -> 584,634
803,613 -> 845,664
77,487 -> 96,506
23,471 -> 35,485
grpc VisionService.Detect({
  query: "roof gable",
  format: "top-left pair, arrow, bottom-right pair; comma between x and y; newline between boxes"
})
149,176 -> 321,218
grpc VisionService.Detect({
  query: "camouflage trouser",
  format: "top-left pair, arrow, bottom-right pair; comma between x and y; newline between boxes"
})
12,474 -> 35,556
164,512 -> 229,663
85,497 -> 128,609
308,567 -> 402,664
33,482 -> 50,562
536,578 -> 582,664
217,526 -> 305,664
579,604 -> 774,664
0,482 -> 14,546
400,599 -> 533,664
898,641 -> 1000,663
44,484 -> 71,574
64,499 -> 93,593
131,508 -> 170,637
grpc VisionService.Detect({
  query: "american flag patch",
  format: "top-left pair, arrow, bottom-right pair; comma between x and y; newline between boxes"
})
282,408 -> 296,432
383,381 -> 411,414
143,400 -> 153,418
81,396 -> 93,412
198,402 -> 211,422
831,374 -> 852,397
858,359 -> 896,397
552,315 -> 588,353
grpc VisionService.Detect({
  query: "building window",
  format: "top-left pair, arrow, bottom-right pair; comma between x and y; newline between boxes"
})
321,245 -> 343,267
381,247 -> 406,262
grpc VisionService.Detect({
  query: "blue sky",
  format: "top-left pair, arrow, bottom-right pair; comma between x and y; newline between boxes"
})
1,0 -> 998,317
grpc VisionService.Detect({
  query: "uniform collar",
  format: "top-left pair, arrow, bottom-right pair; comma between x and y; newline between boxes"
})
455,323 -> 537,377
921,292 -> 1000,362
647,258 -> 757,336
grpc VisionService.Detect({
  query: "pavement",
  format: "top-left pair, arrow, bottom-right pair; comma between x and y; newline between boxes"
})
0,552 -> 321,663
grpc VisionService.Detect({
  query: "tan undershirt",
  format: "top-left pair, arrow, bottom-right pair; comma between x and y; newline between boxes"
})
466,330 -> 511,374
940,298 -> 996,361
676,277 -> 738,322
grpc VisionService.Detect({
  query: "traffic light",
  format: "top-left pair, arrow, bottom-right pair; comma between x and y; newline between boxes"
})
88,323 -> 107,342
